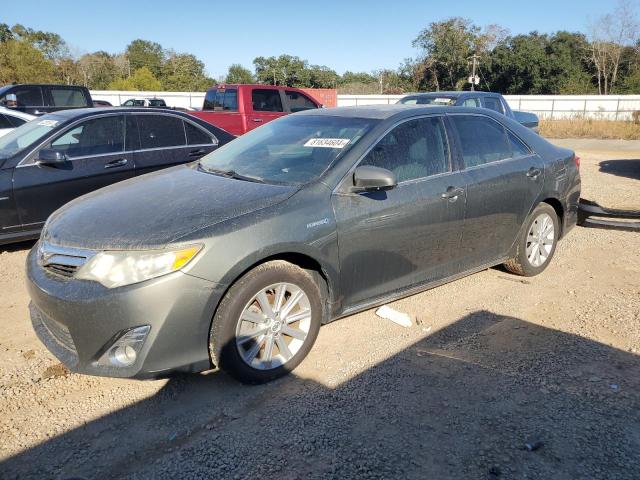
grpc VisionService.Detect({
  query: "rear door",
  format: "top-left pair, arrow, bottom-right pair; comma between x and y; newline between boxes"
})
449,114 -> 543,268
133,114 -> 218,176
245,88 -> 286,132
198,87 -> 242,135
12,114 -> 135,227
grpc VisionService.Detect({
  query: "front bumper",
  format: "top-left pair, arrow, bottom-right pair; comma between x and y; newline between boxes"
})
26,245 -> 226,379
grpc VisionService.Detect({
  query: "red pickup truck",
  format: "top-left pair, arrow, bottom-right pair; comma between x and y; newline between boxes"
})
189,84 -> 322,136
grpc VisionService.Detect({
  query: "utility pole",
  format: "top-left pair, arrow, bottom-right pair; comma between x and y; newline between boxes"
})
469,54 -> 480,91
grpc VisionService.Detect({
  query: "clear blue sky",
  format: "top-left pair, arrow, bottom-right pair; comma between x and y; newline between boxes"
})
3,0 -> 626,79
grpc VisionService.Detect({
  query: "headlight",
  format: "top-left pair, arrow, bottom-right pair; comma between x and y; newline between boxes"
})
75,245 -> 202,288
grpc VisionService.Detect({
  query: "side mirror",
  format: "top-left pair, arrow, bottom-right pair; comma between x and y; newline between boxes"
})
37,149 -> 67,166
353,165 -> 397,192
5,93 -> 17,109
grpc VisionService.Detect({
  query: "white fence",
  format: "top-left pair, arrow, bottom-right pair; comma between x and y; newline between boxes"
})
91,90 -> 640,121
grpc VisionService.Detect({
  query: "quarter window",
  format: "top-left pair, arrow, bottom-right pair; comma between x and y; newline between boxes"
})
451,115 -> 512,167
252,89 -> 283,112
482,97 -> 504,114
137,115 -> 186,149
507,130 -> 530,157
50,116 -> 125,157
0,115 -> 12,129
285,91 -> 318,112
50,88 -> 87,107
185,121 -> 214,145
360,117 -> 450,182
6,115 -> 27,127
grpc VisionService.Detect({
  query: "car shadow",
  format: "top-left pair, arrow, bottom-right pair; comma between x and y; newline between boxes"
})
2,310 -> 639,479
0,239 -> 36,254
599,159 -> 640,181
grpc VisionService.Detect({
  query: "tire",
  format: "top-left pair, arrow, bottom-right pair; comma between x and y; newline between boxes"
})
209,260 -> 323,384
504,203 -> 559,277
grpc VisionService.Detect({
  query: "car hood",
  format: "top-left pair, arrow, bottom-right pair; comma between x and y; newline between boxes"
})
43,164 -> 298,250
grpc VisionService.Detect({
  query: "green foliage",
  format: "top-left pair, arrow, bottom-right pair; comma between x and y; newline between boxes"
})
161,52 -> 213,90
125,39 -> 164,78
253,54 -> 310,86
108,67 -> 162,91
225,64 -> 254,84
0,39 -> 57,84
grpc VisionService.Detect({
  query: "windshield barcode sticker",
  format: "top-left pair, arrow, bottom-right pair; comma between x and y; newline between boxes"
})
37,120 -> 58,127
304,138 -> 350,149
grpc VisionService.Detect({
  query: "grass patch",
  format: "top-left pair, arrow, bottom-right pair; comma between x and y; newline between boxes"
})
540,119 -> 640,140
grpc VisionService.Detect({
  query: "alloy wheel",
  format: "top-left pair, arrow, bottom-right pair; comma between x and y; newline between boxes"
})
235,282 -> 311,370
526,213 -> 555,267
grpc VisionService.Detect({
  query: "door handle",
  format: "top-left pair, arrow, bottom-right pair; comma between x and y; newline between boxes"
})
441,186 -> 465,201
189,149 -> 206,157
526,167 -> 542,179
252,118 -> 264,123
104,158 -> 128,169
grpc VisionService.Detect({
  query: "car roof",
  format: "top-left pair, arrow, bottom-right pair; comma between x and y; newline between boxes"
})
0,106 -> 36,120
295,104 -> 478,120
403,91 -> 501,98
44,107 -> 186,119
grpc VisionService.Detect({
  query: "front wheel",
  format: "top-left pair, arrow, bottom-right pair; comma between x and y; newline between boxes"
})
504,203 -> 559,277
209,261 -> 323,384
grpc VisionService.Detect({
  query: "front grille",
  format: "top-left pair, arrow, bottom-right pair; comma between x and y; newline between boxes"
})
37,242 -> 93,279
38,309 -> 77,354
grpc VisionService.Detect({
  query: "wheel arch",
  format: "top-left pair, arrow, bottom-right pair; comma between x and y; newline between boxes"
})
540,197 -> 565,237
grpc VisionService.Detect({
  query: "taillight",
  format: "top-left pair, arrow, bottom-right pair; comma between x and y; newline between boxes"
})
574,156 -> 581,169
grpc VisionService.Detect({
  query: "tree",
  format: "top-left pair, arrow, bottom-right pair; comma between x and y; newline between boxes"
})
125,39 -> 164,78
10,23 -> 69,61
307,65 -> 339,88
108,66 -> 162,91
77,51 -> 119,89
253,54 -> 309,86
162,52 -> 213,90
0,23 -> 13,42
589,0 -> 640,94
225,64 -> 254,84
0,39 -> 57,84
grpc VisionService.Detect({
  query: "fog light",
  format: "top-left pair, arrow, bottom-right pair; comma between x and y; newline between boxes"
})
96,325 -> 150,368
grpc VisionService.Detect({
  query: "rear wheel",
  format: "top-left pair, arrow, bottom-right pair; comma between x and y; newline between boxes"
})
504,203 -> 559,277
209,261 -> 323,384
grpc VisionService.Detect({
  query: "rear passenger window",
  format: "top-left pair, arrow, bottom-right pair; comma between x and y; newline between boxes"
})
137,115 -> 186,149
285,91 -> 318,112
482,97 -> 504,114
6,115 -> 27,127
360,117 -> 450,182
452,116 -> 512,168
185,121 -> 214,145
252,89 -> 283,112
50,88 -> 87,107
507,130 -> 530,157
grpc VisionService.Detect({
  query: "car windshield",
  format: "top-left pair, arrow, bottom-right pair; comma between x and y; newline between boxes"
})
399,96 -> 456,106
199,115 -> 377,185
0,115 -> 63,157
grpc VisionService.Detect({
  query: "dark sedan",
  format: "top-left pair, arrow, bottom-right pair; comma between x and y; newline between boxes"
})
398,91 -> 540,131
0,108 -> 234,244
27,105 -> 580,384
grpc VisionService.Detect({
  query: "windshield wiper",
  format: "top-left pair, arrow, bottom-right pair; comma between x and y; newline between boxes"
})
198,163 -> 265,183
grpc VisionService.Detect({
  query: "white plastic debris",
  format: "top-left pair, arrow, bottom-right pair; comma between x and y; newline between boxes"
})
376,305 -> 412,328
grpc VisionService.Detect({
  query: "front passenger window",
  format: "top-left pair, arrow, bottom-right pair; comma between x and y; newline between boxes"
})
50,116 -> 125,157
360,117 -> 450,182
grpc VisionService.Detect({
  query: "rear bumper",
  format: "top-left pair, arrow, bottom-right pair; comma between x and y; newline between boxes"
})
26,245 -> 226,379
578,199 -> 640,232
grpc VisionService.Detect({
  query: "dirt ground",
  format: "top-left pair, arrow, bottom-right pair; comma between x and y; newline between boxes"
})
1,139 -> 639,480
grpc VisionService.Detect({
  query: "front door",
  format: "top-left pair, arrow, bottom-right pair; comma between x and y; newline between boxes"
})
449,114 -> 544,268
333,116 -> 466,309
245,88 -> 287,132
13,114 -> 134,228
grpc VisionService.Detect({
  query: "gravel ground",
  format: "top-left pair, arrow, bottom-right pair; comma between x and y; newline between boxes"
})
1,139 -> 639,479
